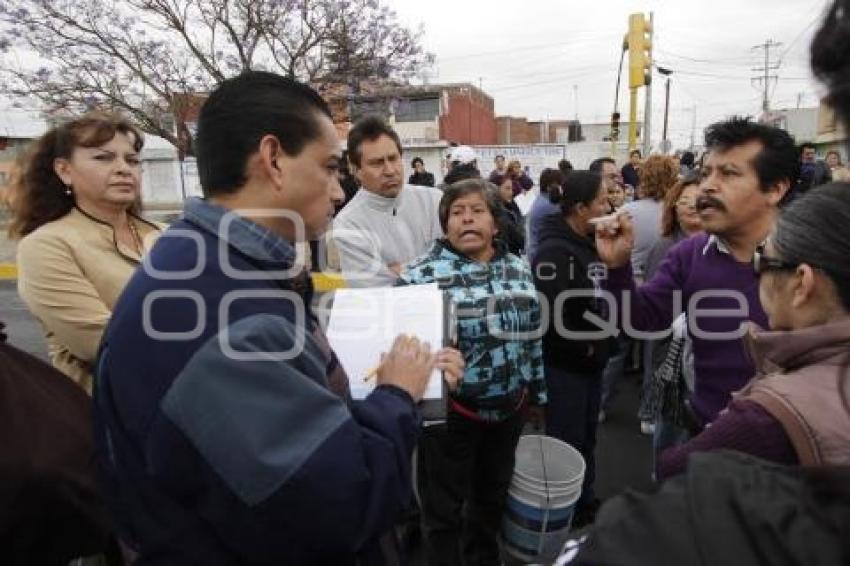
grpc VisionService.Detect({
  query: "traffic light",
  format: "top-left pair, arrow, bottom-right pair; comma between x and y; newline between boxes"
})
611,111 -> 620,140
628,13 -> 652,88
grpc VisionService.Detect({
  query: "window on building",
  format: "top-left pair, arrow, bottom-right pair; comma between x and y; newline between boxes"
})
350,99 -> 391,122
394,97 -> 440,122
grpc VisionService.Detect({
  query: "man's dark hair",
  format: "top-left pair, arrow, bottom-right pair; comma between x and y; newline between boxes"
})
548,170 -> 603,215
347,116 -> 403,168
589,157 -> 616,174
443,163 -> 481,185
411,156 -> 424,168
495,154 -> 505,161
195,71 -> 331,196
774,182 -> 850,309
703,116 -> 798,190
557,159 -> 573,176
681,151 -> 695,168
630,149 -> 642,158
539,168 -> 565,194
811,0 -> 850,143
799,142 -> 817,156
438,178 -> 501,233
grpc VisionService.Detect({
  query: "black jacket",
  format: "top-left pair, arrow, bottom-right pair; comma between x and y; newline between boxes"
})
408,171 -> 435,187
621,163 -> 640,188
562,451 -> 850,566
532,215 -> 613,374
0,325 -> 118,564
795,160 -> 832,193
496,201 -> 525,256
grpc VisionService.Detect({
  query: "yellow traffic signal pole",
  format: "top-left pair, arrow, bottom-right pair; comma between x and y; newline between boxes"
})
610,120 -> 618,158
611,39 -> 628,157
626,12 -> 652,153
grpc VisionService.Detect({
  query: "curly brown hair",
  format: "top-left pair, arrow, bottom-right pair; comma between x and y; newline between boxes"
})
8,112 -> 144,239
638,154 -> 678,200
661,175 -> 701,237
506,160 -> 523,178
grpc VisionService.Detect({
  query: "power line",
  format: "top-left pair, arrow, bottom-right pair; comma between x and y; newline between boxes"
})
495,73 -> 611,102
777,13 -> 823,66
437,32 -> 620,62
459,63 -> 607,88
653,49 -> 753,66
655,67 -> 754,80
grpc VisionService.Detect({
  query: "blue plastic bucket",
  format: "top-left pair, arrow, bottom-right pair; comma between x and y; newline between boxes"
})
502,435 -> 585,562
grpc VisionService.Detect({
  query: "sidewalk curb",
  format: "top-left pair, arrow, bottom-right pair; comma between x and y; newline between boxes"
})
0,263 -> 17,280
0,262 -> 347,291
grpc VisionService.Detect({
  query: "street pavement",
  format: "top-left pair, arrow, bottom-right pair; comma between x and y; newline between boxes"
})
1,279 -> 48,360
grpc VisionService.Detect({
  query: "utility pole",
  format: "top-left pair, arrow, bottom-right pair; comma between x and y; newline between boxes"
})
689,105 -> 697,150
573,84 -> 579,121
642,12 -> 654,157
658,66 -> 673,153
752,39 -> 782,114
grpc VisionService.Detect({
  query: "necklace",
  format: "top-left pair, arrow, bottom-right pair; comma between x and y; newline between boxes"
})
127,218 -> 144,256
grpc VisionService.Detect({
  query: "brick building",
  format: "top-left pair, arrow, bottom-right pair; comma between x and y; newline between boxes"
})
335,82 -> 497,146
496,116 -> 583,144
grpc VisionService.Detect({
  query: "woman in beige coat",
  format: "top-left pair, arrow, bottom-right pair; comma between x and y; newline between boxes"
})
10,113 -> 162,393
658,182 -> 850,478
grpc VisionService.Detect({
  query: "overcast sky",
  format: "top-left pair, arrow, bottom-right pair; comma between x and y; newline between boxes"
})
389,0 -> 831,149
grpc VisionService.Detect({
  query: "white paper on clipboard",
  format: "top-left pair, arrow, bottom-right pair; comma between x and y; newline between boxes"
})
326,283 -> 445,401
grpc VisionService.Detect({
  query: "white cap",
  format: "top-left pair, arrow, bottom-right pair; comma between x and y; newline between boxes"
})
450,145 -> 477,165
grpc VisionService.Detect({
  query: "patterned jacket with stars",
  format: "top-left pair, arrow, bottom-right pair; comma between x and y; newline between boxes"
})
400,239 -> 546,421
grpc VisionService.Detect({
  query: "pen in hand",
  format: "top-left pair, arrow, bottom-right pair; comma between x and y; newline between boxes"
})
363,364 -> 380,382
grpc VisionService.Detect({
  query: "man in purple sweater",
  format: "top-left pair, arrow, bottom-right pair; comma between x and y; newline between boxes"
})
595,117 -> 797,428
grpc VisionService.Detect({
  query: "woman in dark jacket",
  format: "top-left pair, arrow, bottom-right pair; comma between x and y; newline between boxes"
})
491,173 -> 525,255
408,156 -> 436,187
531,170 -> 614,528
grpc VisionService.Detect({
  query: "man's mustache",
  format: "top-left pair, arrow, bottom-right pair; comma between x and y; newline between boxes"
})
696,195 -> 726,212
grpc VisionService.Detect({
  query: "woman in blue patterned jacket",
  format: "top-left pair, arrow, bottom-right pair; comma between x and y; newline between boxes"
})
400,178 -> 546,566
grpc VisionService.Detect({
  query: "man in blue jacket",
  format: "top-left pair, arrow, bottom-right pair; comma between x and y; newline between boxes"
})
93,71 -> 462,565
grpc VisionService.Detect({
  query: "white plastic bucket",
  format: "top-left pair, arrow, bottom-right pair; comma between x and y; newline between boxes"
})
502,435 -> 585,562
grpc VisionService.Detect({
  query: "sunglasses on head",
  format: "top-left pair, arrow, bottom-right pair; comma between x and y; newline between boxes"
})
753,244 -> 800,276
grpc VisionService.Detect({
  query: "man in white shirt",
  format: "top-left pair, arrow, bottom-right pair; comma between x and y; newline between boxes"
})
332,116 -> 443,287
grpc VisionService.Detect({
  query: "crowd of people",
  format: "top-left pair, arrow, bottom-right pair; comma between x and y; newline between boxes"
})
0,1 -> 849,565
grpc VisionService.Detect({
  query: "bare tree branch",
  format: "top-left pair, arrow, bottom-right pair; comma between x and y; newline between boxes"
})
0,0 -> 433,156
